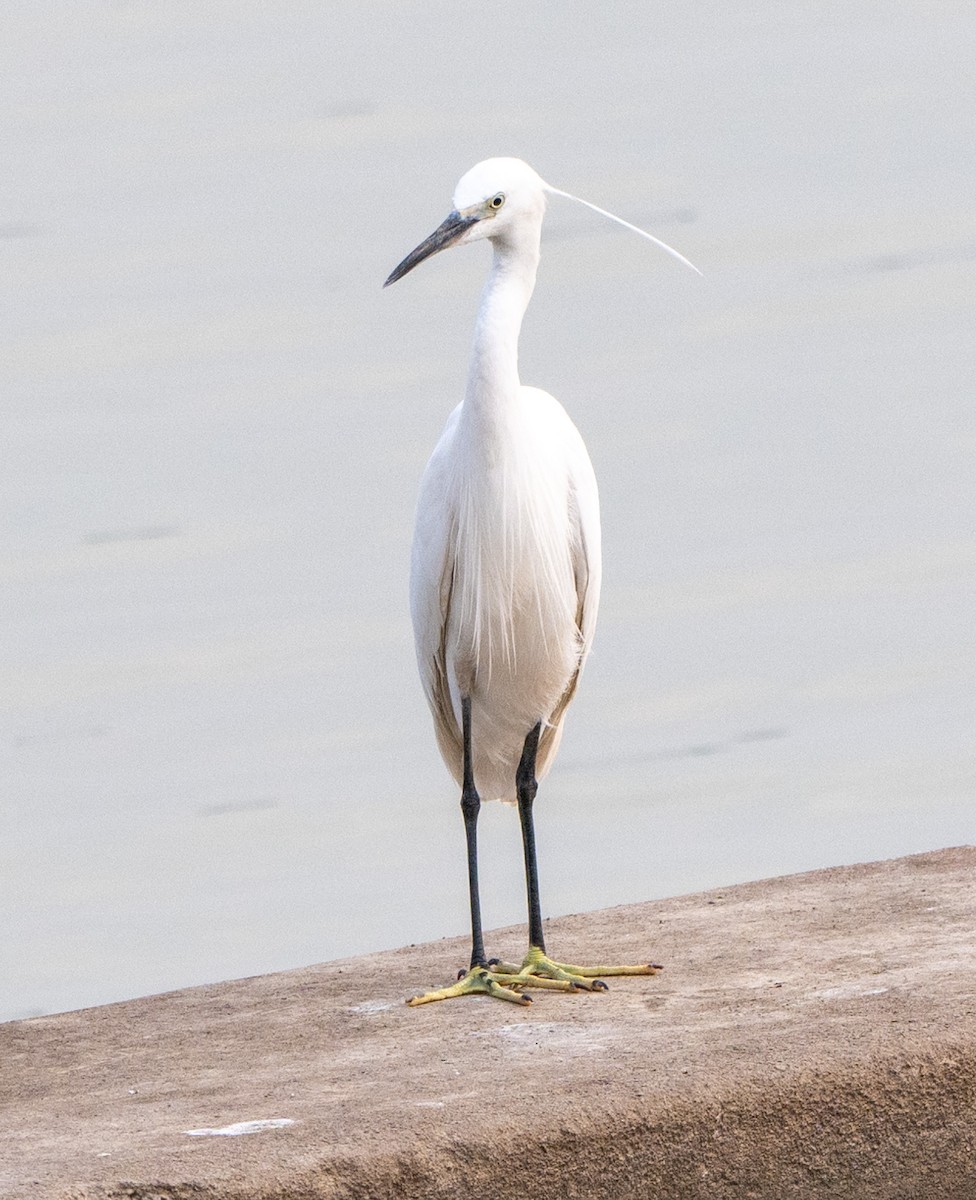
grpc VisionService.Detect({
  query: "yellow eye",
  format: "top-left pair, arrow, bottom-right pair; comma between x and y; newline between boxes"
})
489,193 -> 505,210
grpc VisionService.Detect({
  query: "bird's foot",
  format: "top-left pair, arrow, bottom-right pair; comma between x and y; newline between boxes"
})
407,965 -> 532,1007
406,948 -> 663,1006
407,955 -> 597,1006
491,944 -> 664,992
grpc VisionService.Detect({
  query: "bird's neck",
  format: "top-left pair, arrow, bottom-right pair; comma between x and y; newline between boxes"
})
463,233 -> 540,421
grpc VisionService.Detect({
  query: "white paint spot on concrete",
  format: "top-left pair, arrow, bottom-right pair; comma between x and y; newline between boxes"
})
808,985 -> 889,1001
494,1022 -> 567,1040
414,1090 -> 479,1108
185,1118 -> 297,1137
473,1021 -> 613,1054
346,999 -> 397,1014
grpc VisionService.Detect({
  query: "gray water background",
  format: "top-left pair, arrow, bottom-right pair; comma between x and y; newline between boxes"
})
2,2 -> 974,1021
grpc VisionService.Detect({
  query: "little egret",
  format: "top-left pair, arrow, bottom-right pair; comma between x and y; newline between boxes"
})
385,158 -> 698,1005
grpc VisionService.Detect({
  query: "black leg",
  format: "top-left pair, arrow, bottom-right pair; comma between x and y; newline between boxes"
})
460,696 -> 486,969
516,722 -> 545,953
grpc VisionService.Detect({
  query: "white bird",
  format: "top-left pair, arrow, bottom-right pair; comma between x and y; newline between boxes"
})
385,157 -> 697,1005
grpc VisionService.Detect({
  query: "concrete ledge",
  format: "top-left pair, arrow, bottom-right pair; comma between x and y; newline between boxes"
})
3,847 -> 975,1199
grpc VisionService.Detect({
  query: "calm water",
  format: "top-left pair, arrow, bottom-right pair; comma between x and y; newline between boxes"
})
3,2 -> 974,1021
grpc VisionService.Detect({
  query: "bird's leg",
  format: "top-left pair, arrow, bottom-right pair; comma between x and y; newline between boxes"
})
461,695 -> 487,970
500,722 -> 601,989
489,722 -> 665,993
516,721 -> 546,953
408,698 -> 532,1006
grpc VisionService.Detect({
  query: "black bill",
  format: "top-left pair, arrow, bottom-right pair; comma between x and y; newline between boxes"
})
383,210 -> 478,287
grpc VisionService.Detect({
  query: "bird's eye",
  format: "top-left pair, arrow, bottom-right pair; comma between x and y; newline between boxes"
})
489,193 -> 506,210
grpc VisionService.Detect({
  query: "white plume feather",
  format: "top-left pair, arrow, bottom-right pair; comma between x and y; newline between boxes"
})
544,184 -> 703,276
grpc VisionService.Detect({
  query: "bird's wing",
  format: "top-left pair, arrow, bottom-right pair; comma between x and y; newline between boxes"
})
531,390 -> 603,771
409,407 -> 464,782
568,435 -> 602,660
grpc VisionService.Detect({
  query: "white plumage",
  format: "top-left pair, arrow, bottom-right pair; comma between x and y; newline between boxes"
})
405,159 -> 601,802
412,385 -> 600,802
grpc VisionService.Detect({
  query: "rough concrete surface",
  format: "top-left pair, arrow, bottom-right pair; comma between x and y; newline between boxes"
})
2,847 -> 975,1199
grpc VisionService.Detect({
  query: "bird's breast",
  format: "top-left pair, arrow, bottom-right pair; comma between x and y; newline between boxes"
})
447,443 -> 581,706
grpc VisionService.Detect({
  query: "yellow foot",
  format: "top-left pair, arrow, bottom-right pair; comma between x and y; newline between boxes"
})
407,956 -> 596,1006
491,945 -> 664,992
407,965 -> 532,1007
407,949 -> 663,1006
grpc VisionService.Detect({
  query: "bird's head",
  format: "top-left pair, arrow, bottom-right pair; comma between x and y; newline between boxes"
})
383,157 -> 701,288
384,158 -> 546,287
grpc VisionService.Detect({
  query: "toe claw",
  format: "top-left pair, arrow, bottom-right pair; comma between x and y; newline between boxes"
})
592,979 -> 609,992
